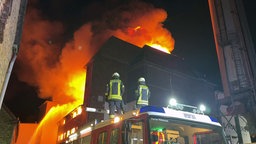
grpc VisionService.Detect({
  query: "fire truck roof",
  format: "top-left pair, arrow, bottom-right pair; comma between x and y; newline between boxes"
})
139,106 -> 221,127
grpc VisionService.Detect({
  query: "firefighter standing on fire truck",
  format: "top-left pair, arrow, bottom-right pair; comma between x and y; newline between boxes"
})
105,72 -> 125,118
135,77 -> 150,109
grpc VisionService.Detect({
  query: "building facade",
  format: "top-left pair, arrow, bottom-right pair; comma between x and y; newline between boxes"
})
0,104 -> 17,144
84,36 -> 218,122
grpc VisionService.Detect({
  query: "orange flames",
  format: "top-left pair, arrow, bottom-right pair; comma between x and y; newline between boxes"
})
115,24 -> 174,53
67,72 -> 86,103
125,26 -> 172,54
29,70 -> 86,143
147,43 -> 171,54
18,7 -> 89,143
113,6 -> 175,54
17,1 -> 175,143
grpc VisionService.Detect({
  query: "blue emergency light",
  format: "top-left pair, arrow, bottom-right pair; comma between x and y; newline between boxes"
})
209,116 -> 219,123
139,106 -> 165,113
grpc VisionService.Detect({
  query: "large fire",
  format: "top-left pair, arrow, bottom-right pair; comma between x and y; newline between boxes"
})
124,26 -> 173,54
29,72 -> 86,143
16,1 -> 175,143
66,71 -> 86,103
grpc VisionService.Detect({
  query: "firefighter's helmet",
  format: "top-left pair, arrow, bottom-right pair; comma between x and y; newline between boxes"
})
138,77 -> 145,83
112,72 -> 120,78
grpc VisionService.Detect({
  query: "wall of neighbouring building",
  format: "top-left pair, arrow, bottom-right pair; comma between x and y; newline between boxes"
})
0,1 -> 26,142
0,0 -> 26,108
0,104 -> 17,144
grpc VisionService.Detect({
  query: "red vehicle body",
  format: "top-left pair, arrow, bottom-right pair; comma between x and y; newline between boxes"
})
57,106 -> 227,144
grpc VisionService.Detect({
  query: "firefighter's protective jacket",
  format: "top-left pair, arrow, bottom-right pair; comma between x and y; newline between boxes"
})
105,79 -> 124,100
136,84 -> 150,105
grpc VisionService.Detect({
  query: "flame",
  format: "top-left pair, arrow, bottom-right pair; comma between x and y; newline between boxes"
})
147,43 -> 171,54
30,73 -> 86,143
66,71 -> 86,104
30,102 -> 82,143
115,24 -> 175,54
128,26 -> 171,54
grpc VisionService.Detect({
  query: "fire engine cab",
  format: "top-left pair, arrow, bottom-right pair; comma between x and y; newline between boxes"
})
57,103 -> 228,144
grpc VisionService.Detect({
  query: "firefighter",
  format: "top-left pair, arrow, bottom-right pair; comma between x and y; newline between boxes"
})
151,131 -> 165,144
135,77 -> 150,109
105,72 -> 125,118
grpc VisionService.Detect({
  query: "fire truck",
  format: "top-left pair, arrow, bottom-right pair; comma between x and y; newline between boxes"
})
57,101 -> 228,144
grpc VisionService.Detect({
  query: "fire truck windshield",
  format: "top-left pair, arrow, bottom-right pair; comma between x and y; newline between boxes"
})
149,117 -> 227,144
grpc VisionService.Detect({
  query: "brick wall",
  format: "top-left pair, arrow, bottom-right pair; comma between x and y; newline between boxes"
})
0,104 -> 17,144
0,0 -> 21,103
0,0 -> 23,143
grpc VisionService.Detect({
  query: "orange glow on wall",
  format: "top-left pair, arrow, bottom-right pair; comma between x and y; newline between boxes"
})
15,123 -> 38,144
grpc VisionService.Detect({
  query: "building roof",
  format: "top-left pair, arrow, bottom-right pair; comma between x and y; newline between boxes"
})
93,36 -> 208,79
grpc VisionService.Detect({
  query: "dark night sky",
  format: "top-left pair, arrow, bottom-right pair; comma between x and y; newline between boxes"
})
3,0 -> 256,122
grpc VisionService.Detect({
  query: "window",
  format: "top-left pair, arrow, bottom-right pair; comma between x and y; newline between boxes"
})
110,128 -> 119,144
98,131 -> 107,144
193,132 -> 224,144
129,121 -> 144,144
81,135 -> 91,144
149,117 -> 226,144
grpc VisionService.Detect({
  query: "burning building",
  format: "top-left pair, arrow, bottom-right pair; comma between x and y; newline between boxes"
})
10,1 -> 177,143
84,36 -> 218,121
57,36 -> 218,143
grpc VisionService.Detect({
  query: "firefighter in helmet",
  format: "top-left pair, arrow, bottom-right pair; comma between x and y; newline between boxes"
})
135,77 -> 150,109
105,72 -> 125,118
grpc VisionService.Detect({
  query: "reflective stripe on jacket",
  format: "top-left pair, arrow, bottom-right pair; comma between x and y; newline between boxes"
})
137,85 -> 149,105
108,79 -> 123,100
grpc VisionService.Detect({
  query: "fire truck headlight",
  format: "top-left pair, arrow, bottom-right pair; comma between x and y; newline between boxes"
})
114,116 -> 121,123
132,110 -> 139,116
